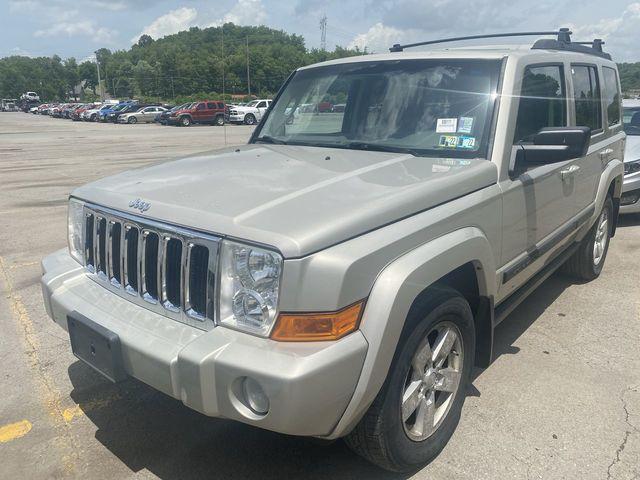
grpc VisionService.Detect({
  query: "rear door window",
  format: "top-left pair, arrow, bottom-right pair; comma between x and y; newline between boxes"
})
572,65 -> 602,132
602,67 -> 621,127
207,102 -> 216,109
513,65 -> 567,143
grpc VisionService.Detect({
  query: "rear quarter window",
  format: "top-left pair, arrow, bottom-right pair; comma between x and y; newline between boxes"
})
602,67 -> 621,127
572,65 -> 602,132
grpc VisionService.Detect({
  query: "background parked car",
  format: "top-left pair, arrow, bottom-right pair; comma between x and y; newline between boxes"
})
228,99 -> 271,125
118,105 -> 167,124
98,102 -> 132,122
166,101 -> 227,126
621,99 -> 640,213
155,104 -> 186,124
20,91 -> 40,102
109,102 -> 151,123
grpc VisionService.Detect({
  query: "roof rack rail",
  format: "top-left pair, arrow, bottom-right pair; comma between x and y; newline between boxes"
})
389,29 -> 570,52
390,27 -> 612,60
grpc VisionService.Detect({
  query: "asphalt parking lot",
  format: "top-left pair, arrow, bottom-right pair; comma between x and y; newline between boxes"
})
0,112 -> 638,479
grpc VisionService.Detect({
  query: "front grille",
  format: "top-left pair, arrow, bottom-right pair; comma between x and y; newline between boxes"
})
82,204 -> 219,329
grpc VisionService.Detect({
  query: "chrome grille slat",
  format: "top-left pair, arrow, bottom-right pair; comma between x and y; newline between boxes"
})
81,204 -> 219,330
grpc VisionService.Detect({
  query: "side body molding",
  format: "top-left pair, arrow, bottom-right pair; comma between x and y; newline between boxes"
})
327,227 -> 497,439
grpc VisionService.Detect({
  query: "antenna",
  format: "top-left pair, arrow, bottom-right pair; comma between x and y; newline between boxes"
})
320,15 -> 327,51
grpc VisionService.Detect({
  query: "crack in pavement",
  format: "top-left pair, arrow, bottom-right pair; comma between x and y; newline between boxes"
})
607,385 -> 639,480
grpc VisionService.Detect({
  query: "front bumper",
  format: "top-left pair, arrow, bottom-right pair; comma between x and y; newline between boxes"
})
620,171 -> 640,214
41,249 -> 367,437
229,114 -> 245,122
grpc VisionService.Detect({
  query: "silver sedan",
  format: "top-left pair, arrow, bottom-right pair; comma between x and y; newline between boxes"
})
118,106 -> 167,124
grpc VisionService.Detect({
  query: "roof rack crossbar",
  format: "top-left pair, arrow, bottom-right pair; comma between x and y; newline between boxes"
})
389,29 -> 572,52
574,39 -> 605,52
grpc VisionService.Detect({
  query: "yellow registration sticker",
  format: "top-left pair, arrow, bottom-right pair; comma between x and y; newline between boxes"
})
438,135 -> 458,148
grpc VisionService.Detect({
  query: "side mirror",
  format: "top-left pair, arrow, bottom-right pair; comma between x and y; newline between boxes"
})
516,127 -> 591,166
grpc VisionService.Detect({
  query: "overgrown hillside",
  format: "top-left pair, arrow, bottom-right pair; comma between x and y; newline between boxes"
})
0,23 -> 363,101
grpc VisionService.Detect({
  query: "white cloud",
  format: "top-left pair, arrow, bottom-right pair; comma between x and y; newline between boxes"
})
222,0 -> 267,25
34,21 -> 116,44
131,7 -> 198,43
348,22 -> 409,53
563,2 -> 640,61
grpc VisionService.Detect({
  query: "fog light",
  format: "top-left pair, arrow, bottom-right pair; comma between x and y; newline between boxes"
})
242,377 -> 269,414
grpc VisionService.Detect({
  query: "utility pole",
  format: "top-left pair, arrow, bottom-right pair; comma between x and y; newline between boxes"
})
170,75 -> 175,100
246,36 -> 251,99
320,15 -> 327,51
221,26 -> 227,145
94,51 -> 104,101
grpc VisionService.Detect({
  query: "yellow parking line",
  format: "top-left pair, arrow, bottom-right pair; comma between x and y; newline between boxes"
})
0,420 -> 32,443
62,393 -> 122,424
0,255 -> 78,473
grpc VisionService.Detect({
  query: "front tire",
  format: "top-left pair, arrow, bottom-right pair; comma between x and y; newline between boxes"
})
346,287 -> 475,472
128,116 -> 137,124
562,197 -> 613,281
244,113 -> 256,125
180,116 -> 191,127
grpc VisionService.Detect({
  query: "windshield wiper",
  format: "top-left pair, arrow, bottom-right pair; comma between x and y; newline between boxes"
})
341,142 -> 425,157
254,135 -> 288,145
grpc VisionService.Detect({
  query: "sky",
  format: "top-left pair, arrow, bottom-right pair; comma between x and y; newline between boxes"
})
2,0 -> 640,62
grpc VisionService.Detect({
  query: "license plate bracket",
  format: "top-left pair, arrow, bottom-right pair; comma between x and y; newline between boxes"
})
67,311 -> 126,383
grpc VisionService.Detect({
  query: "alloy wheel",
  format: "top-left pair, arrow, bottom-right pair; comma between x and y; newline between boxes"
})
401,321 -> 464,441
593,208 -> 609,266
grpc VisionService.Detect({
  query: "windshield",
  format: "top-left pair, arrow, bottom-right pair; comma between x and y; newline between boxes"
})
623,107 -> 640,136
255,59 -> 502,158
247,100 -> 259,107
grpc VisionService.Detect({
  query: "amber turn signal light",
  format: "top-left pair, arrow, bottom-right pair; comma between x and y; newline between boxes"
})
270,301 -> 365,342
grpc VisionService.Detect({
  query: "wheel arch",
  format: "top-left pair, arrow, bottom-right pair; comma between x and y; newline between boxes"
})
327,227 -> 497,439
577,159 -> 624,240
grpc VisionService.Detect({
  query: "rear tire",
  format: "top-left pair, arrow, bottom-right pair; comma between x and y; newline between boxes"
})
215,115 -> 225,126
345,287 -> 475,472
562,197 -> 613,281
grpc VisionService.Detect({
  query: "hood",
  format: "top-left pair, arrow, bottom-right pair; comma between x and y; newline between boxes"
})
72,145 -> 498,258
624,135 -> 640,162
232,105 -> 257,112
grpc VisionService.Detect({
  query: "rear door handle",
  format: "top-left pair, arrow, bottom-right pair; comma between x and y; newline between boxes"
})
560,165 -> 580,180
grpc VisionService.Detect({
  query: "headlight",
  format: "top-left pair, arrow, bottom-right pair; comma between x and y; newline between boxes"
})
624,159 -> 640,176
218,240 -> 282,336
68,198 -> 85,265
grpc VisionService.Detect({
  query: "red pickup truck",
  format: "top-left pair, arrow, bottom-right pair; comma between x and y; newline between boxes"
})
166,100 -> 228,126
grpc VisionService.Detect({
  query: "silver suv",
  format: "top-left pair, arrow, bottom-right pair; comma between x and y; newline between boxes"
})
41,29 -> 624,471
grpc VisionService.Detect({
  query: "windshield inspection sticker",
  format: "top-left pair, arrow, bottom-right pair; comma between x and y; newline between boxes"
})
436,118 -> 458,133
457,136 -> 476,149
439,135 -> 459,148
458,117 -> 474,134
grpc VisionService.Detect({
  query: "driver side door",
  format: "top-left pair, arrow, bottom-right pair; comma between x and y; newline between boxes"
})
498,63 -> 578,298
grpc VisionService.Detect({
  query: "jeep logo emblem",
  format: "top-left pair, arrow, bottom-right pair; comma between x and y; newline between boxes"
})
129,198 -> 151,213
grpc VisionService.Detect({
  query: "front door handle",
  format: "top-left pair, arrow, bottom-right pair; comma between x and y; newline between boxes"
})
560,164 -> 580,181
600,148 -> 614,160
